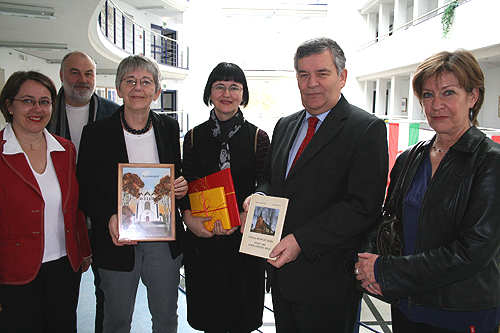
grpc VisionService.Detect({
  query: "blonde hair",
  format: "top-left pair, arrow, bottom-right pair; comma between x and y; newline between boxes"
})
412,49 -> 484,126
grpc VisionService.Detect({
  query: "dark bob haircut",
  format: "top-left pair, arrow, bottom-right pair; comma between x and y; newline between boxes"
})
412,49 -> 484,126
203,62 -> 249,107
0,71 -> 57,124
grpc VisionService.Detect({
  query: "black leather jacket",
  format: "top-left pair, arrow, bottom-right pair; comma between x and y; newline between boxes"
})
375,126 -> 500,311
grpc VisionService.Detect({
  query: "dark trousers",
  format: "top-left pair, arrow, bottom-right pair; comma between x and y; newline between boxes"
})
392,307 -> 500,333
271,274 -> 358,333
0,256 -> 81,333
92,264 -> 105,333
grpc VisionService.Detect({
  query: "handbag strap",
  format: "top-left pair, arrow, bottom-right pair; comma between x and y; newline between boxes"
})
386,141 -> 425,210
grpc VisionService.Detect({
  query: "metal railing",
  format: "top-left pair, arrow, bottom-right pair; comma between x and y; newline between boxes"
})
358,0 -> 469,51
98,0 -> 189,69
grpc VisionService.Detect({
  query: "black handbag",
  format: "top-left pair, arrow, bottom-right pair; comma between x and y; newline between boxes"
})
376,141 -> 424,256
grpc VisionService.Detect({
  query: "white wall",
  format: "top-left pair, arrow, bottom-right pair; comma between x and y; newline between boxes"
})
481,66 -> 500,129
0,49 -> 61,89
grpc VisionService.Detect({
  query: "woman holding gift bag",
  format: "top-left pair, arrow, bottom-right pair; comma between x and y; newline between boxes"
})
355,50 -> 500,332
182,62 -> 270,332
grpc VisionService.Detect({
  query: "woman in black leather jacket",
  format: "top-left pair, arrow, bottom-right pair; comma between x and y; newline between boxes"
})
355,50 -> 500,333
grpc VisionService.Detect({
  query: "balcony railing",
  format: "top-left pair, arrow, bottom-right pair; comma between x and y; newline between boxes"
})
99,0 -> 189,69
358,0 -> 469,51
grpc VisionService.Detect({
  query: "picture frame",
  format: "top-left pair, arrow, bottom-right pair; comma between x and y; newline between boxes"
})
401,97 -> 407,112
239,194 -> 289,259
117,163 -> 175,241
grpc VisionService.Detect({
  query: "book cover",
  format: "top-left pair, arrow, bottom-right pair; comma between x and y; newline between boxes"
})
239,194 -> 289,259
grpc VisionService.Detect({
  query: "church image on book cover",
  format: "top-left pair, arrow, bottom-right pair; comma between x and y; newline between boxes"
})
250,206 -> 278,236
118,163 -> 175,241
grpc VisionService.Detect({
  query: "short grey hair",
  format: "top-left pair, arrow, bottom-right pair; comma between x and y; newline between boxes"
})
115,55 -> 162,93
61,51 -> 96,72
294,37 -> 346,77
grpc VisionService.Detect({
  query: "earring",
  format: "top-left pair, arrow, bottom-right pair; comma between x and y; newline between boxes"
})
469,108 -> 474,121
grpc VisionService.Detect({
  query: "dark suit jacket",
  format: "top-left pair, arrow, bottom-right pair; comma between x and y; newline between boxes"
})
257,95 -> 388,305
76,107 -> 185,271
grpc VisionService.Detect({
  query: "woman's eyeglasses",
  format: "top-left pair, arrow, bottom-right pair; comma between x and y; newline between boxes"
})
12,98 -> 53,108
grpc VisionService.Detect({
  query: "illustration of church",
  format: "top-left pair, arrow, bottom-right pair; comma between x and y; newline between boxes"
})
133,190 -> 161,223
251,214 -> 275,236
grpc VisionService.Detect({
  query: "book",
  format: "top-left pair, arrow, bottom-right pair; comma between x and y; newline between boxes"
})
188,168 -> 241,228
189,186 -> 231,231
239,194 -> 289,259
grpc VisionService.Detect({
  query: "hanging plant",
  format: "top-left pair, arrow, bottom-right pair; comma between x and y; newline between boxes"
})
441,1 -> 458,38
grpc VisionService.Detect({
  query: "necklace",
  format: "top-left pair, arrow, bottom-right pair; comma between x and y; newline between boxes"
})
17,135 -> 44,151
121,111 -> 152,135
432,145 -> 448,153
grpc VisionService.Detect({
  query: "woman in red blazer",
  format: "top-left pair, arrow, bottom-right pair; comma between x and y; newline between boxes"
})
0,71 -> 91,332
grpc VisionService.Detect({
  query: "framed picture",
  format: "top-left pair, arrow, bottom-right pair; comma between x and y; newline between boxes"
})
239,194 -> 289,259
118,163 -> 175,241
401,98 -> 407,112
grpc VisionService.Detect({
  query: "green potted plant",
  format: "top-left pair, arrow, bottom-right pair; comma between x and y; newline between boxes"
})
442,0 -> 458,38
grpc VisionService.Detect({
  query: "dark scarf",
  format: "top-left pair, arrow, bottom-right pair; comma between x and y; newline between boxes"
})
47,88 -> 97,141
208,108 -> 245,170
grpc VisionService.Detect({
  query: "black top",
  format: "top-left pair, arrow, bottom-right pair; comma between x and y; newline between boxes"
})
182,117 -> 270,331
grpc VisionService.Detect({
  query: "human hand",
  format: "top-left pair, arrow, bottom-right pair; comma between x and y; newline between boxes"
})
174,176 -> 188,199
212,220 -> 238,236
268,234 -> 301,268
365,283 -> 383,296
108,214 -> 137,246
355,252 -> 383,296
238,211 -> 247,234
81,258 -> 92,272
182,210 -> 214,238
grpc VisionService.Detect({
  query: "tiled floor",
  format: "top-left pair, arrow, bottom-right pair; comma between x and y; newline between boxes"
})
77,268 -> 392,332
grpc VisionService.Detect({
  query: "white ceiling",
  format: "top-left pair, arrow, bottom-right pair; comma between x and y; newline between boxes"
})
0,0 -> 185,72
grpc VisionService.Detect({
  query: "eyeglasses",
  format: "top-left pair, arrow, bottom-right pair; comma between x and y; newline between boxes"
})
212,84 -> 243,94
121,78 -> 154,88
12,98 -> 53,108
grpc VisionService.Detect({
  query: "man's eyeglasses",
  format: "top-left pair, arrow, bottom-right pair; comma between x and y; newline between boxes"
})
212,85 -> 243,94
121,78 -> 154,88
12,98 -> 53,108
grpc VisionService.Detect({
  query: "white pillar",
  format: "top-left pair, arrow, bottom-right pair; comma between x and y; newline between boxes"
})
364,81 -> 375,113
375,79 -> 389,116
408,73 -> 422,121
378,3 -> 391,41
366,13 -> 378,41
393,0 -> 407,33
390,76 -> 405,118
413,0 -> 429,24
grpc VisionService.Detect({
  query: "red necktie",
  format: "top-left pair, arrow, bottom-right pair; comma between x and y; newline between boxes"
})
290,116 -> 319,171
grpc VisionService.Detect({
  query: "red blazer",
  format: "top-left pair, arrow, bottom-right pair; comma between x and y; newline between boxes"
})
0,129 -> 91,285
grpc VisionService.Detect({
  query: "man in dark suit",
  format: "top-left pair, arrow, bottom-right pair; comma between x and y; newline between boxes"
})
245,37 -> 388,332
